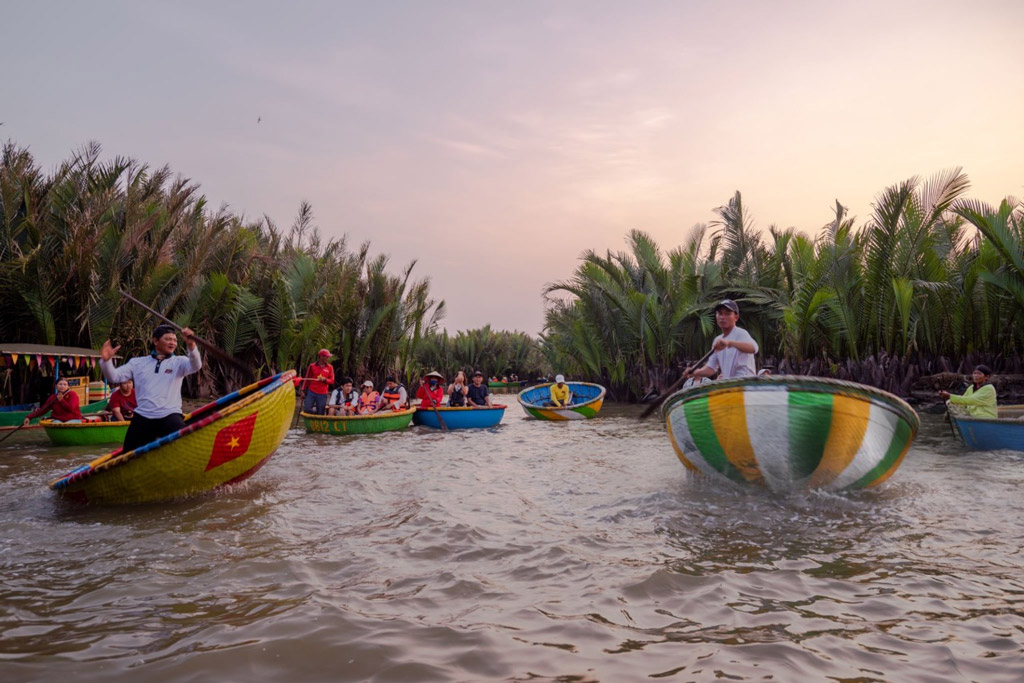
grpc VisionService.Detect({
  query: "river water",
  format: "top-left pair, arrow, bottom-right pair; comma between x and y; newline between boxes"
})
1,404 -> 1022,681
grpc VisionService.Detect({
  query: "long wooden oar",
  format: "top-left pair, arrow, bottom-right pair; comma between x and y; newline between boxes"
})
429,396 -> 448,431
0,423 -> 27,444
639,349 -> 715,420
118,289 -> 252,380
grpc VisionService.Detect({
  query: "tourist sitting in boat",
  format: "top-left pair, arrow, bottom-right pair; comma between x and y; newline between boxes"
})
99,324 -> 202,453
417,371 -> 445,408
448,371 -> 468,407
22,377 -> 84,424
107,379 -> 137,421
380,375 -> 409,411
939,365 -> 997,419
467,370 -> 492,407
547,374 -> 570,407
300,349 -> 335,416
327,377 -> 359,416
683,299 -> 759,382
357,380 -> 381,414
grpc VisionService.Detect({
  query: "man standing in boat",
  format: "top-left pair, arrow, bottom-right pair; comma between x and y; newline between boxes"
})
99,324 -> 202,452
683,299 -> 758,381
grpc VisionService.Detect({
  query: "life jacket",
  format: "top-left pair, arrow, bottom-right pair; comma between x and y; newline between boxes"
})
357,391 -> 380,414
382,385 -> 406,410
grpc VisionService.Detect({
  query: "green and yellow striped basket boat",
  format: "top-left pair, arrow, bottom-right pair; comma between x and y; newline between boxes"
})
302,407 -> 416,435
663,376 -> 919,492
49,371 -> 295,504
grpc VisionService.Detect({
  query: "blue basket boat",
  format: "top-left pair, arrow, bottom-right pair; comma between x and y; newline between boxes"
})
412,404 -> 507,430
950,405 -> 1024,451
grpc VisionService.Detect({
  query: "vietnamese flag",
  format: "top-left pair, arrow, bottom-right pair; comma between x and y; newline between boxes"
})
206,412 -> 259,471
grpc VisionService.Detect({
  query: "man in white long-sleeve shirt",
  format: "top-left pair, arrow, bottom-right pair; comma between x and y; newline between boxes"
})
683,299 -> 759,381
100,324 -> 203,453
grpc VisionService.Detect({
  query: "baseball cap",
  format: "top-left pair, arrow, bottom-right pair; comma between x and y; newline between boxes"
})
714,299 -> 739,314
318,349 -> 332,357
362,380 -> 374,388
555,374 -> 565,383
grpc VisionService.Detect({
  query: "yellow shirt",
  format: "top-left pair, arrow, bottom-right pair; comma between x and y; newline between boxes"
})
948,383 -> 997,420
550,383 -> 570,406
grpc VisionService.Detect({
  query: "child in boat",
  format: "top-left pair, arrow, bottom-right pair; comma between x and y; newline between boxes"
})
23,377 -> 84,424
939,365 -> 997,419
447,371 -> 468,407
547,374 -> 570,407
380,376 -> 409,411
417,371 -> 445,408
328,377 -> 359,416
467,370 -> 492,407
106,379 -> 137,421
99,323 -> 202,453
357,380 -> 381,414
683,299 -> 759,381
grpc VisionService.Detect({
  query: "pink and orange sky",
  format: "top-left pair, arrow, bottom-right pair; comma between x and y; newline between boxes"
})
5,1 -> 1023,334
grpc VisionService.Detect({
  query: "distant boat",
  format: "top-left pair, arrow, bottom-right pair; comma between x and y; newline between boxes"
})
517,382 -> 606,420
302,407 -> 416,435
49,371 -> 295,504
950,406 -> 1024,451
413,404 -> 507,429
41,419 -> 129,446
663,376 -> 919,492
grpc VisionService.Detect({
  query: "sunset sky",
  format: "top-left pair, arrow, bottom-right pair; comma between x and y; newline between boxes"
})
4,1 -> 1023,334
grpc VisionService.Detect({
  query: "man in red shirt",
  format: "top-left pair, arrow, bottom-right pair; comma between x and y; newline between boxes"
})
301,349 -> 335,415
107,379 -> 137,421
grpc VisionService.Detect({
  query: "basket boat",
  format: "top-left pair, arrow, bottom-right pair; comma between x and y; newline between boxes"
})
41,419 -> 129,446
517,382 -> 606,420
302,407 -> 416,435
950,405 -> 1024,451
663,376 -> 920,492
412,404 -> 507,429
49,371 -> 295,504
1,399 -> 109,432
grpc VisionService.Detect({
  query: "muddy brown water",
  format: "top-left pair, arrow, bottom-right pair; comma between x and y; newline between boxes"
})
1,406 -> 1022,681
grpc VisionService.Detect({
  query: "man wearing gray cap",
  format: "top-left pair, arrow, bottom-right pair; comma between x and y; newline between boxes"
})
683,299 -> 758,381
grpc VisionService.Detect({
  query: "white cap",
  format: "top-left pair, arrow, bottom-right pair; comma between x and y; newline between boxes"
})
362,380 -> 374,388
555,374 -> 565,383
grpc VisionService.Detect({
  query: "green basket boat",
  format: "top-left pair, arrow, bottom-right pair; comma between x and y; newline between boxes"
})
1,399 -> 109,432
302,407 -> 416,435
663,376 -> 920,492
41,419 -> 129,446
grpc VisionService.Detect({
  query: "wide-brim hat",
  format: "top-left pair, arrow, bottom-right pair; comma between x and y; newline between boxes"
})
422,371 -> 444,380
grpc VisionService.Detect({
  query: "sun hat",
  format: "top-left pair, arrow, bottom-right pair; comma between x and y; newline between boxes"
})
714,299 -> 739,314
362,380 -> 374,388
423,371 -> 444,380
318,349 -> 332,357
555,374 -> 565,383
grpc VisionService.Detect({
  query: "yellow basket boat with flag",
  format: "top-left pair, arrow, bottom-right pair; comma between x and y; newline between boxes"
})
663,376 -> 919,492
49,371 -> 296,504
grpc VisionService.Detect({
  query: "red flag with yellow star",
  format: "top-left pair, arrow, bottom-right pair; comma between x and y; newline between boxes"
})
206,412 -> 259,471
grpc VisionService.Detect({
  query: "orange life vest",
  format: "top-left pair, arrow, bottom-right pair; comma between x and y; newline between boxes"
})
381,385 -> 406,410
357,391 -> 380,414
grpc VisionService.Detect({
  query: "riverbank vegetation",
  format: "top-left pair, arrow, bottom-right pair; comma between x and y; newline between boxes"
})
0,142 -> 445,395
542,169 -> 1024,400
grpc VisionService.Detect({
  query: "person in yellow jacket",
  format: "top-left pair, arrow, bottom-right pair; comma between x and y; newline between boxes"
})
939,365 -> 997,419
548,374 -> 571,408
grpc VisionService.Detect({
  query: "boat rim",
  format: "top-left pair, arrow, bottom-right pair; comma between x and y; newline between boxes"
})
301,407 -> 417,420
40,419 -> 130,428
661,375 -> 920,432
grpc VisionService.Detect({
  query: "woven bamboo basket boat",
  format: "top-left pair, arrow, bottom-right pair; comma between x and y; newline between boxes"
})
41,419 -> 129,446
302,407 -> 416,435
412,404 -> 507,429
517,382 -> 606,420
663,376 -> 919,492
49,371 -> 295,504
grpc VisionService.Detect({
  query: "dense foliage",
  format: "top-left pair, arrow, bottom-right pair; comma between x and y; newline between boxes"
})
0,142 -> 445,395
414,326 -> 548,381
542,170 -> 1024,399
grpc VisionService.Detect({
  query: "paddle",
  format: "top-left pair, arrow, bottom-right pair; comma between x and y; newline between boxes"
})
429,395 -> 448,431
638,349 -> 715,420
118,289 -> 253,380
0,422 -> 27,444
